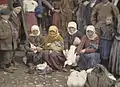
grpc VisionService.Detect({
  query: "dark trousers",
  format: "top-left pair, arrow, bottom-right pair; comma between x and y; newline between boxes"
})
0,50 -> 13,68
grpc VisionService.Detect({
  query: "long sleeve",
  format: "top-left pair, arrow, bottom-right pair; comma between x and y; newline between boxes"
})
76,35 -> 86,54
42,0 -> 54,10
91,4 -> 99,25
0,23 -> 9,39
64,33 -> 69,50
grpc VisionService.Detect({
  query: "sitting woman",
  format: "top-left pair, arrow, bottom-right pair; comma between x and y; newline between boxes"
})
43,25 -> 66,71
64,21 -> 83,51
76,25 -> 100,70
24,25 -> 44,73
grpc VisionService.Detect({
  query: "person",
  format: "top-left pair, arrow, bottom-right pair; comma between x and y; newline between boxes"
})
24,25 -> 44,74
60,0 -> 75,36
76,25 -> 100,70
91,0 -> 119,36
35,0 -> 55,33
23,0 -> 38,34
9,2 -> 21,40
8,2 -> 22,69
43,25 -> 66,71
83,0 -> 100,26
52,0 -> 61,30
99,16 -> 115,68
64,21 -> 83,51
109,15 -> 120,77
73,0 -> 86,33
0,9 -> 18,73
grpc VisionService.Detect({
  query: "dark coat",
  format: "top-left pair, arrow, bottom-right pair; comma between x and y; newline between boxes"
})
25,35 -> 44,52
64,31 -> 83,50
83,1 -> 100,25
0,19 -> 17,50
9,11 -> 21,32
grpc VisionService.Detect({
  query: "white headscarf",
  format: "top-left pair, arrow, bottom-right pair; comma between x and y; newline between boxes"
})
29,25 -> 40,36
86,25 -> 98,40
67,21 -> 78,35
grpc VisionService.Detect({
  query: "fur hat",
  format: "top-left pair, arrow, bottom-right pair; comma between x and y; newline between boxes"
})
13,2 -> 21,8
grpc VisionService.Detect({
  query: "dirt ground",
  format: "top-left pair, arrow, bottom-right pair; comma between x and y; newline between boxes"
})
0,51 -> 70,87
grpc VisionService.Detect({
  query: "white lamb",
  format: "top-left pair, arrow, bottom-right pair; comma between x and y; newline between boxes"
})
63,45 -> 77,67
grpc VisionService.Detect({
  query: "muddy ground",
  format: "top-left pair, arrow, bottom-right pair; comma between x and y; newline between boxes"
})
0,51 -> 70,87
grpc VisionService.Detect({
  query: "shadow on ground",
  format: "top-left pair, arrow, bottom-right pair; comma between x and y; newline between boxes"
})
0,51 -> 69,87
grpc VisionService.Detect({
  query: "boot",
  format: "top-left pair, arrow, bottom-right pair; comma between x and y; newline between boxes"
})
4,67 -> 14,73
11,58 -> 18,70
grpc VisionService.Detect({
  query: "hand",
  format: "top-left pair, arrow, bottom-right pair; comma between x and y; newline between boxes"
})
72,10 -> 75,14
80,49 -> 86,54
51,7 -> 55,12
36,47 -> 43,52
49,50 -> 53,54
47,43 -> 51,46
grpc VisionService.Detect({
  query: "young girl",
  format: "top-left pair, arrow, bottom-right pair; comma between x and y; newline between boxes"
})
100,16 -> 115,68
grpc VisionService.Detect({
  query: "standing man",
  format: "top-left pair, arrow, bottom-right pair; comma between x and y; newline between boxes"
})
35,0 -> 55,33
83,0 -> 100,26
60,0 -> 75,36
0,9 -> 18,73
73,0 -> 86,33
91,0 -> 119,36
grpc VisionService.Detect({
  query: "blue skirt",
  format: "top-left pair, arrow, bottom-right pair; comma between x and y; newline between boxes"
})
100,38 -> 113,60
78,53 -> 100,69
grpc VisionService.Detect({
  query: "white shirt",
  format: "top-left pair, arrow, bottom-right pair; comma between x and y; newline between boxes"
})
23,0 -> 38,12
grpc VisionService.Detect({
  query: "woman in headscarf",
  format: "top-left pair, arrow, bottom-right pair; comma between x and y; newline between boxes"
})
43,25 -> 66,71
64,21 -> 83,51
24,25 -> 44,73
109,15 -> 120,77
76,25 -> 100,70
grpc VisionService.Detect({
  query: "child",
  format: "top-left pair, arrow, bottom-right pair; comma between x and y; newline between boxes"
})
100,16 -> 115,68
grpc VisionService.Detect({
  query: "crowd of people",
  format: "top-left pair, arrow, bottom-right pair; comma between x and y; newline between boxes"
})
0,0 -> 120,79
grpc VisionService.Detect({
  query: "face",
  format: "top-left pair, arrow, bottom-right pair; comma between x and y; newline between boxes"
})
14,7 -> 21,14
87,30 -> 94,37
68,27 -> 76,33
1,15 -> 10,20
49,30 -> 56,35
105,16 -> 113,25
32,30 -> 39,35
